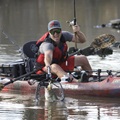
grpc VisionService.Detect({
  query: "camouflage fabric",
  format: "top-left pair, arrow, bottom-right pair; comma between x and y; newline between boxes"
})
91,34 -> 116,49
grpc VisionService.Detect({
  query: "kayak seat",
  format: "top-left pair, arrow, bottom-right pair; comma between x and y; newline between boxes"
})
22,41 -> 38,73
22,41 -> 38,58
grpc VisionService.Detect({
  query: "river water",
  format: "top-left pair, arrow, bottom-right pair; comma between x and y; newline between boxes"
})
1,88 -> 120,120
0,0 -> 120,120
0,43 -> 120,120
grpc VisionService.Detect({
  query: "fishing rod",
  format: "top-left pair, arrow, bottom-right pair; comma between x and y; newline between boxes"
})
66,0 -> 78,50
2,30 -> 21,52
73,0 -> 77,25
73,0 -> 77,50
66,0 -> 77,26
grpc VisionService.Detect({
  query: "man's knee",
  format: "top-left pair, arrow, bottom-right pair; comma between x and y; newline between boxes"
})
51,63 -> 59,70
81,55 -> 88,61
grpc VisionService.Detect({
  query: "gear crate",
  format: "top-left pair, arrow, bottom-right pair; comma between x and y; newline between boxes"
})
0,62 -> 26,77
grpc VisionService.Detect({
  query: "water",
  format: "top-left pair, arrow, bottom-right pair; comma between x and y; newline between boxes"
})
0,45 -> 120,120
1,91 -> 120,120
88,48 -> 120,71
0,0 -> 120,120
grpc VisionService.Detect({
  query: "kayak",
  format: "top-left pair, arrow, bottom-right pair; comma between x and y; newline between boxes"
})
61,76 -> 120,97
0,34 -> 118,98
1,75 -> 120,97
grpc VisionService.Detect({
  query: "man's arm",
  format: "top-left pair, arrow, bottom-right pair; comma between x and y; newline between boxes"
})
39,42 -> 54,67
72,25 -> 86,43
44,50 -> 53,67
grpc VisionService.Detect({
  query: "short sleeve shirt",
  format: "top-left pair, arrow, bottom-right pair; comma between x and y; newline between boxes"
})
39,31 -> 73,53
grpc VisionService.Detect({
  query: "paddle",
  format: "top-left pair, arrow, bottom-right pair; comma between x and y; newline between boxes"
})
68,34 -> 116,57
0,68 -> 40,91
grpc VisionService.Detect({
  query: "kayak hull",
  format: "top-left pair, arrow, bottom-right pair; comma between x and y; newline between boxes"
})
1,76 -> 120,97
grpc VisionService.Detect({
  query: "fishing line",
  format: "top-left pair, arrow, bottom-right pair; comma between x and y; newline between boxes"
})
2,30 -> 21,52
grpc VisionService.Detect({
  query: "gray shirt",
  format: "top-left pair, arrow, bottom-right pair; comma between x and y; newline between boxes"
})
39,31 -> 73,53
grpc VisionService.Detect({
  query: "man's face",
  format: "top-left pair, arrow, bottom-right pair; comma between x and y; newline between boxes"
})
49,28 -> 62,43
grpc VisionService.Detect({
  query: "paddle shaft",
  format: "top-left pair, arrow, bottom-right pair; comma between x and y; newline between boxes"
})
68,45 -> 94,57
68,49 -> 81,56
3,69 -> 39,87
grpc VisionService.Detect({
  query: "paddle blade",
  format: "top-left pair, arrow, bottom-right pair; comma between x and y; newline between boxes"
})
91,34 -> 116,49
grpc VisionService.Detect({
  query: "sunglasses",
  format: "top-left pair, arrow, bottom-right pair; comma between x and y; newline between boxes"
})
50,29 -> 61,35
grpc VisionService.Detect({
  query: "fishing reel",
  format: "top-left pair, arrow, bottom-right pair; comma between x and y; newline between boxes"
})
66,18 -> 77,26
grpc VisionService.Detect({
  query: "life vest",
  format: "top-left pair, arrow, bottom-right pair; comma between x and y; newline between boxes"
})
36,32 -> 68,66
36,32 -> 49,47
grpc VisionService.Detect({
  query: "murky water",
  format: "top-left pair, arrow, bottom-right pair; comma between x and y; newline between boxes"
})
88,48 -> 120,71
0,0 -> 120,120
1,91 -> 120,120
0,45 -> 120,120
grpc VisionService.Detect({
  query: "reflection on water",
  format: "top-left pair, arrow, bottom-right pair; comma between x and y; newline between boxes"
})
0,92 -> 68,120
0,44 -> 21,64
0,38 -> 120,120
88,48 -> 120,71
0,40 -> 120,120
45,101 -> 68,120
0,102 -> 25,119
0,0 -> 120,119
66,96 -> 120,120
1,92 -> 120,120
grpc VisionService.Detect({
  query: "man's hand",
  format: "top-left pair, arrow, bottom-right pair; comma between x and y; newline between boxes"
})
72,25 -> 86,43
72,25 -> 80,33
46,66 -> 52,79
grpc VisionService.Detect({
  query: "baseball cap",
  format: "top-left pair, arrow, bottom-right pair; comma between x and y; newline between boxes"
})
48,20 -> 61,31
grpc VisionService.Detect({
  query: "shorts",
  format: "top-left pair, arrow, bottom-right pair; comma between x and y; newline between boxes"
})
36,56 -> 75,74
58,56 -> 75,71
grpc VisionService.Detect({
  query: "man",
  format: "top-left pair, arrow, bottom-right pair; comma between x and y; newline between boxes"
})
36,20 -> 92,82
